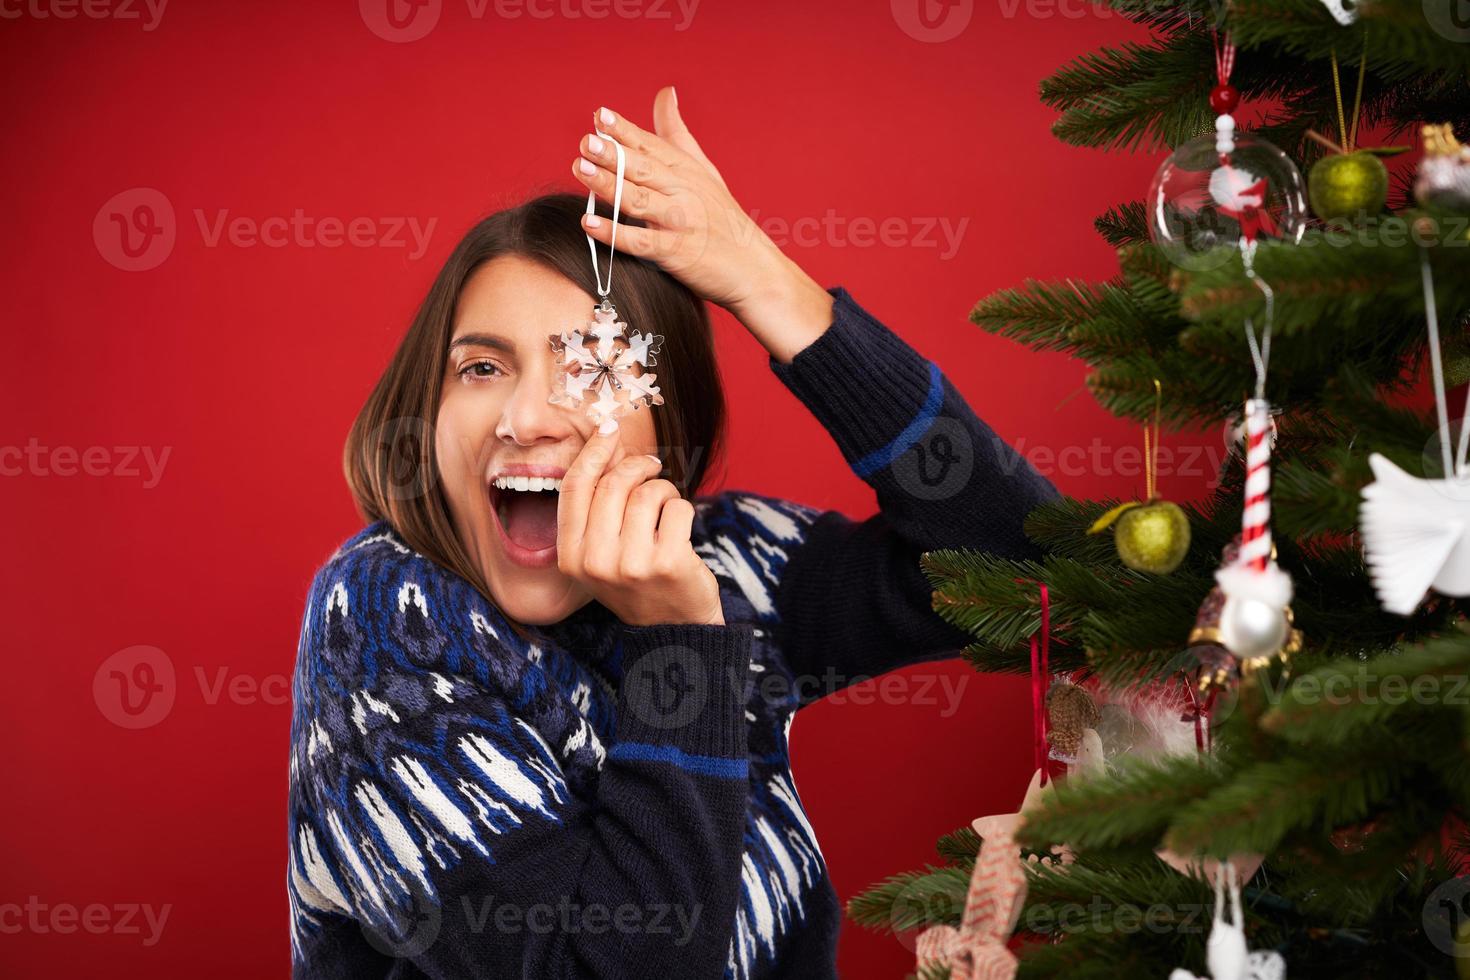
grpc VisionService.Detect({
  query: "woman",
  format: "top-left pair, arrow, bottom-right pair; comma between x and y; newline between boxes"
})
287,88 -> 1056,979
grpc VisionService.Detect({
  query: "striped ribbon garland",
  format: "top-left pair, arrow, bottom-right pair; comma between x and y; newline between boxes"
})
1239,398 -> 1273,571
913,816 -> 1025,979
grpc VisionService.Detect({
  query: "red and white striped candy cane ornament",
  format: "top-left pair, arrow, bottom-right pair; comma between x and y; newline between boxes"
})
1212,248 -> 1295,663
1216,405 -> 1293,660
1238,397 -> 1273,572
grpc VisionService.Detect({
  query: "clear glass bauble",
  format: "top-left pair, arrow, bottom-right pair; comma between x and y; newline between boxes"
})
1147,130 -> 1308,271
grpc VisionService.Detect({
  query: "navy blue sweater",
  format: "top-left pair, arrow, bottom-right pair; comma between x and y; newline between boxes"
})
286,285 -> 1057,979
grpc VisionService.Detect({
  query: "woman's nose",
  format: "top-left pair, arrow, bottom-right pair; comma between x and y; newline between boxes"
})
495,362 -> 578,446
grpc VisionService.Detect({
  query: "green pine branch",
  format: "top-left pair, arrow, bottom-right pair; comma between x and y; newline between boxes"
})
1014,753 -> 1227,852
1260,626 -> 1470,744
846,865 -> 970,933
1094,201 -> 1150,247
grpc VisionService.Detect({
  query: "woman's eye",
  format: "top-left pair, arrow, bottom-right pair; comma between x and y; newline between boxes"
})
459,360 -> 505,381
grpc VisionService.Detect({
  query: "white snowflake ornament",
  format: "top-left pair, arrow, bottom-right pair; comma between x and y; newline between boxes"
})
555,120 -> 665,431
548,303 -> 665,428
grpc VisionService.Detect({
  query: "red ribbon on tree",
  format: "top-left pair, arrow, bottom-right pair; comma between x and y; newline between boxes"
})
1212,29 -> 1235,89
1030,583 -> 1052,785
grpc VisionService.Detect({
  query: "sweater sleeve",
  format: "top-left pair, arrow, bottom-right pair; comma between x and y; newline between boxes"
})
287,543 -> 754,979
761,285 -> 1058,704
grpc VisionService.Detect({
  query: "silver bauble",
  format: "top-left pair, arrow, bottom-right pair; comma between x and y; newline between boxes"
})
1218,596 -> 1289,660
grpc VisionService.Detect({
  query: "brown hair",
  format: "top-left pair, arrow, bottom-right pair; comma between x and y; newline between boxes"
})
342,191 -> 727,631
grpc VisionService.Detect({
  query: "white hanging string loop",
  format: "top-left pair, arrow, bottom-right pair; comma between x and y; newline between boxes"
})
1226,860 -> 1242,926
585,127 -> 626,307
1240,241 -> 1274,402
1419,247 -> 1470,479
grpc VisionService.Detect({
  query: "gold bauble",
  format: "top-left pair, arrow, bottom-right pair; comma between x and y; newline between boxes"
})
1114,501 -> 1191,574
1309,151 -> 1388,221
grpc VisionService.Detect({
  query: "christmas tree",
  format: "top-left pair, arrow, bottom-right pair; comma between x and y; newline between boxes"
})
850,2 -> 1470,977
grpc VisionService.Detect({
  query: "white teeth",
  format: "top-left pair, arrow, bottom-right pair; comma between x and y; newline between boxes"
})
492,475 -> 563,492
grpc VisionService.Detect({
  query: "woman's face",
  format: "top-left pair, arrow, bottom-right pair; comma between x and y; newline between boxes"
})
435,254 -> 658,626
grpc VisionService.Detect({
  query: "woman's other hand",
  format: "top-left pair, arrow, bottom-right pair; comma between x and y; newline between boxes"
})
555,419 -> 725,627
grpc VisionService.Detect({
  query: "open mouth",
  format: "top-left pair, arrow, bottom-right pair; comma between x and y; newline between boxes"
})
487,474 -> 563,566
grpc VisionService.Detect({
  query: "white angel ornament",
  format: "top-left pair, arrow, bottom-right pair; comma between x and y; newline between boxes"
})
1359,453 -> 1470,615
1358,233 -> 1470,616
1315,0 -> 1358,24
1169,863 -> 1285,980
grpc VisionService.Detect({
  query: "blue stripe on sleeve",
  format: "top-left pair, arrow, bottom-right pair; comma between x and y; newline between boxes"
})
850,361 -> 944,478
607,742 -> 749,779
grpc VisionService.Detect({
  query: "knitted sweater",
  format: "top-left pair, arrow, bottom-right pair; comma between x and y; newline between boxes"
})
286,285 -> 1058,979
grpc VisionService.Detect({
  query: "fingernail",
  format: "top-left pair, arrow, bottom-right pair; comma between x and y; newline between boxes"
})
599,106 -> 615,125
585,214 -> 603,228
644,454 -> 661,464
598,417 -> 619,435
579,158 -> 596,176
588,133 -> 604,154
670,86 -> 678,108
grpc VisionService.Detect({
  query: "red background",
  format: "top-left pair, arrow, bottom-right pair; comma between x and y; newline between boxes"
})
1,2 -> 1206,977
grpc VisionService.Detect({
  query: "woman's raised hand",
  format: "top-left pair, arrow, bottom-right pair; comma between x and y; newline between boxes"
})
555,422 -> 724,627
572,87 -> 832,362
